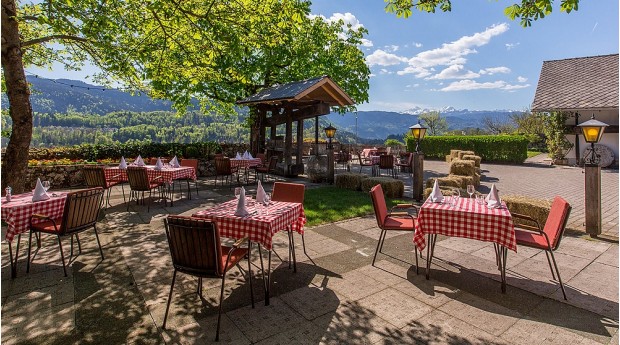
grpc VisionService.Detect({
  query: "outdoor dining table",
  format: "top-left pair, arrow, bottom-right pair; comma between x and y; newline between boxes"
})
1,191 -> 68,277
414,197 -> 516,293
104,165 -> 196,206
231,158 -> 263,183
192,197 -> 306,305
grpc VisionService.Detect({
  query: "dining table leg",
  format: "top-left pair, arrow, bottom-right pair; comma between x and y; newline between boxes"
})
7,234 -> 21,278
425,234 -> 437,280
499,246 -> 508,293
257,245 -> 272,306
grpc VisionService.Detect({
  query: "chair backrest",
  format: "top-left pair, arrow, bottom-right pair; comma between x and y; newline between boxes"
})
369,184 -> 388,228
267,156 -> 278,171
543,196 -> 572,250
82,166 -> 107,188
214,153 -> 224,159
164,215 -> 223,277
379,155 -> 394,169
180,158 -> 198,170
256,153 -> 266,164
126,167 -> 151,190
215,157 -> 232,175
61,187 -> 104,235
271,182 -> 305,203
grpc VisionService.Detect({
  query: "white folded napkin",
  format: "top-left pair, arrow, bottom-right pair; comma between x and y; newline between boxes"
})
428,179 -> 444,203
243,150 -> 249,159
248,152 -> 254,159
154,157 -> 164,170
32,178 -> 50,202
134,155 -> 145,167
119,156 -> 128,169
235,152 -> 241,159
256,180 -> 268,204
234,187 -> 250,217
169,156 -> 180,168
485,184 -> 502,208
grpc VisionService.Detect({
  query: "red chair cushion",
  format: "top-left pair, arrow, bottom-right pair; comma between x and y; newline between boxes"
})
383,216 -> 416,231
31,218 -> 63,233
543,197 -> 571,247
514,228 -> 550,249
221,246 -> 248,272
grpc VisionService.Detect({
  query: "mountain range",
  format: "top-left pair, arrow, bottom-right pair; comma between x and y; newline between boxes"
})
2,76 -> 520,141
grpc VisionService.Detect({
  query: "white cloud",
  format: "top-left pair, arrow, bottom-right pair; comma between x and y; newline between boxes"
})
379,68 -> 393,75
438,79 -> 530,92
403,23 -> 509,70
479,66 -> 511,75
360,38 -> 373,47
517,76 -> 528,82
427,65 -> 480,80
414,42 -> 423,48
396,66 -> 432,78
310,12 -> 373,47
505,43 -> 520,50
384,45 -> 400,52
366,49 -> 407,66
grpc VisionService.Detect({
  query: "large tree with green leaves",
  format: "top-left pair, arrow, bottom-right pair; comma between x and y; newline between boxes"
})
1,0 -> 370,192
419,111 -> 448,136
384,0 -> 579,27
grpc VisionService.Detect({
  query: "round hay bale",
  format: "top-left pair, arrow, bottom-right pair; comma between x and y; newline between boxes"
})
462,154 -> 481,167
335,172 -> 366,191
458,150 -> 475,159
361,177 -> 404,198
503,194 -> 552,228
450,150 -> 461,159
449,159 -> 475,176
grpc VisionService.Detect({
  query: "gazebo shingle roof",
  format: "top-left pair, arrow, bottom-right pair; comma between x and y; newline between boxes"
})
531,54 -> 619,111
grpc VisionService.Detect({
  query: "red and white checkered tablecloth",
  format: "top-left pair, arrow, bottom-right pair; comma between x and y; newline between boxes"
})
414,197 -> 516,252
105,165 -> 196,184
1,192 -> 68,242
230,158 -> 263,169
192,198 -> 306,250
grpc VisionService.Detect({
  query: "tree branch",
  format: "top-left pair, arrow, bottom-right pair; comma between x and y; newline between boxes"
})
22,34 -> 89,48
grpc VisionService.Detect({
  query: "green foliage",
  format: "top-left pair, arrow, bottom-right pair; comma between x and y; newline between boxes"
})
542,111 -> 573,160
384,138 -> 404,147
419,111 -> 448,136
511,110 -> 547,150
384,0 -> 579,27
407,135 -> 528,163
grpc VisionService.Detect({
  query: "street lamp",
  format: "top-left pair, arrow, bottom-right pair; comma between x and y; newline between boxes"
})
409,121 -> 427,201
324,124 -> 337,184
577,114 -> 608,238
577,115 -> 609,165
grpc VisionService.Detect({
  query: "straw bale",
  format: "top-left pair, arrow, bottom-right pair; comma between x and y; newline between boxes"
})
446,155 -> 452,163
462,154 -> 481,167
458,150 -> 475,159
450,150 -> 461,159
423,186 -> 467,200
449,159 -> 475,176
424,176 -> 462,189
503,194 -> 552,228
361,177 -> 404,198
335,172 -> 365,191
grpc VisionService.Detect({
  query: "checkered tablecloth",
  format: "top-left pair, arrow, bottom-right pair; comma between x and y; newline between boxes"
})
414,197 -> 516,252
192,198 -> 306,250
230,158 -> 263,169
105,166 -> 196,184
1,192 -> 68,242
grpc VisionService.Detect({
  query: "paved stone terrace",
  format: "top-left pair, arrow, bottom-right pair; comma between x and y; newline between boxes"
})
1,160 -> 618,344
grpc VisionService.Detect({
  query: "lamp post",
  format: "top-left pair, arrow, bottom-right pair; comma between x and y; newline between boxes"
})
409,121 -> 427,201
577,115 -> 608,238
325,124 -> 337,184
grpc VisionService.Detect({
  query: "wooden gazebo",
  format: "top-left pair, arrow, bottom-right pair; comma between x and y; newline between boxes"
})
237,76 -> 354,176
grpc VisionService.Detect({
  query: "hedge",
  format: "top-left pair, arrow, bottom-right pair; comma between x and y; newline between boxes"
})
406,135 -> 528,163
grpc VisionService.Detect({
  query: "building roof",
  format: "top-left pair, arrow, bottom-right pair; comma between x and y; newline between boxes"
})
531,54 -> 619,111
236,76 -> 354,107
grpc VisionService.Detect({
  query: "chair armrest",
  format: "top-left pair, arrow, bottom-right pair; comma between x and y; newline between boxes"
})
110,173 -> 122,180
152,175 -> 164,181
390,203 -> 420,216
512,213 -> 542,233
230,237 -> 249,251
31,213 -> 51,220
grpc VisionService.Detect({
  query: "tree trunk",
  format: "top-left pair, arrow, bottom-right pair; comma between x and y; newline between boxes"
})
1,0 -> 33,194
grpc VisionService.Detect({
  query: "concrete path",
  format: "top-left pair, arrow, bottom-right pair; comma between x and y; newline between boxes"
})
1,161 -> 618,344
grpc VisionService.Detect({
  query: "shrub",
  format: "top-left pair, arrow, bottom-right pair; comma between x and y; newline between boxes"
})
407,135 -> 528,163
335,172 -> 365,191
361,177 -> 404,198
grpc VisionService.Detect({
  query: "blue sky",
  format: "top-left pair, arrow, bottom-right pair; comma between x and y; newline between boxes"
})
31,0 -> 618,112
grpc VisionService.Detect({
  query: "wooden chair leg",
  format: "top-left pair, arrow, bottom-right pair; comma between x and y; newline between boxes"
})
162,270 -> 177,329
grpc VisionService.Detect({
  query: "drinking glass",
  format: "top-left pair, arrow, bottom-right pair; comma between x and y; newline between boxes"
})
467,185 -> 475,200
476,194 -> 486,205
234,187 -> 241,199
42,180 -> 51,192
451,190 -> 460,207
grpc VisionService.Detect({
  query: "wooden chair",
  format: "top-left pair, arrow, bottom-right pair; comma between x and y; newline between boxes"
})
512,196 -> 572,300
271,182 -> 306,271
395,152 -> 413,175
126,166 -> 166,212
357,152 -> 374,175
162,216 -> 254,341
254,156 -> 278,182
378,155 -> 396,178
214,157 -> 239,187
369,184 -> 419,270
179,158 -> 199,199
82,165 -> 125,207
27,187 -> 105,277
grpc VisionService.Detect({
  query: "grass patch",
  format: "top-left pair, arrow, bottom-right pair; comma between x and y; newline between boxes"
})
527,151 -> 545,158
304,186 -> 407,227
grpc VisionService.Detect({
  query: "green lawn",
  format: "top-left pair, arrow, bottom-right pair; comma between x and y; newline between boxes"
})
304,186 -> 408,227
527,150 -> 545,158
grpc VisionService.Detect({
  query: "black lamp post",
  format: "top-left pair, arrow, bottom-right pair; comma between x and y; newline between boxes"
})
409,121 -> 427,201
577,114 -> 608,237
324,124 -> 337,184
